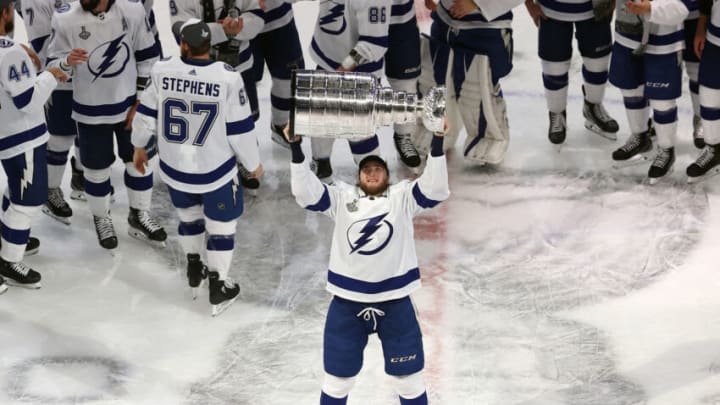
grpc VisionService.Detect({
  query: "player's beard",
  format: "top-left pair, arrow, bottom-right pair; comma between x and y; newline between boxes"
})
4,18 -> 13,35
359,179 -> 389,196
81,0 -> 101,12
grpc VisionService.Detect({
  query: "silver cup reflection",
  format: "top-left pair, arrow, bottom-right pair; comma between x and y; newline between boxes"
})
289,70 -> 445,139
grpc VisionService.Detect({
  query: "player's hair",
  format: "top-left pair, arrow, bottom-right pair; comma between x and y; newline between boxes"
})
187,42 -> 211,57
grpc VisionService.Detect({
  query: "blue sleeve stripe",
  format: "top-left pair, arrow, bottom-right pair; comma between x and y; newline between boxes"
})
0,124 -> 46,153
73,95 -> 136,117
226,116 -> 254,135
391,0 -> 413,16
30,35 -> 49,53
12,87 -> 34,110
305,186 -> 331,212
348,135 -> 379,155
262,2 -> 291,23
358,35 -> 388,48
248,9 -> 265,19
328,268 -> 420,294
311,39 -> 340,69
412,183 -> 442,209
136,104 -> 157,118
135,43 -> 160,62
160,157 -> 236,185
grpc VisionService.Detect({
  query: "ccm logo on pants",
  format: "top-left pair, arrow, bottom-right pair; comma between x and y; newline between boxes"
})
391,355 -> 418,363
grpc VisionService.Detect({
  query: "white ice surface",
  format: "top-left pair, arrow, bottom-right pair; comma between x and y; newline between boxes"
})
2,1 -> 720,404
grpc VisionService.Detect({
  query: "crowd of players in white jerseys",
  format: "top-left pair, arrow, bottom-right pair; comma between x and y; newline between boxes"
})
1,0 -> 720,303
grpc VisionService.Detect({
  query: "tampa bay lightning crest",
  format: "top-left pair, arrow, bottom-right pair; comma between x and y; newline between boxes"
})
319,2 -> 346,35
87,34 -> 131,82
346,213 -> 394,255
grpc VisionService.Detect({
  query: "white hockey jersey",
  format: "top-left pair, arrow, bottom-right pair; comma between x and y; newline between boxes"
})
310,0 -> 390,74
260,0 -> 294,33
435,0 -> 521,30
291,154 -> 450,303
169,0 -> 264,73
0,37 -> 57,159
614,0 -> 693,54
47,0 -> 160,124
20,0 -> 73,90
132,57 -> 260,194
537,0 -> 594,22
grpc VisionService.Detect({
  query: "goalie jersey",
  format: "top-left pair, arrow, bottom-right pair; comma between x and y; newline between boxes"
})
309,0 -> 390,74
291,154 -> 450,303
132,57 -> 260,194
0,36 -> 57,159
46,0 -> 160,124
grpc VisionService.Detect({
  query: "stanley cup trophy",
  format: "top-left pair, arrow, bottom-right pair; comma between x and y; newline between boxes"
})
289,70 -> 446,140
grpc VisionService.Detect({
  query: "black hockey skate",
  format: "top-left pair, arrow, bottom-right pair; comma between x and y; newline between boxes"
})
693,114 -> 705,149
208,271 -> 240,317
394,132 -> 421,168
612,124 -> 655,169
548,110 -> 567,145
187,253 -> 208,299
583,100 -> 619,140
93,214 -> 118,250
0,258 -> 41,289
687,144 -> 720,183
312,158 -> 334,184
648,147 -> 675,185
128,208 -> 167,248
0,275 -> 6,295
270,123 -> 291,149
70,156 -> 85,201
237,162 -> 260,196
42,188 -> 73,225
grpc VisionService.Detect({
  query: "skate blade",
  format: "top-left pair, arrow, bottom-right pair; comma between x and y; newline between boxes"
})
128,229 -> 167,248
25,246 -> 39,256
211,295 -> 239,317
648,167 -> 674,185
612,155 -> 651,169
5,279 -> 41,289
0,284 -> 7,294
41,206 -> 72,226
70,190 -> 86,201
585,121 -> 618,141
190,280 -> 205,300
687,168 -> 720,184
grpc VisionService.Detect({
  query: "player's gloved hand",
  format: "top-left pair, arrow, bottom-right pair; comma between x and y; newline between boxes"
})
220,17 -> 243,36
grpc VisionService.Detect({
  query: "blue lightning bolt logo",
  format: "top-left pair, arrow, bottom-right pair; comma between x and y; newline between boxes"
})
231,177 -> 239,207
348,213 -> 394,255
20,150 -> 34,201
88,34 -> 130,82
319,3 -> 346,35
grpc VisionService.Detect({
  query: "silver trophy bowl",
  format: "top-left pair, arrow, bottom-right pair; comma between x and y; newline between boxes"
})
289,70 -> 445,140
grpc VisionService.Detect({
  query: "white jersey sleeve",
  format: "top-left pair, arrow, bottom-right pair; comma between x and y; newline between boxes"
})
226,73 -> 260,171
46,6 -> 71,72
20,0 -> 56,61
0,43 -> 57,113
648,0 -> 691,25
233,0 -> 264,41
291,159 -> 342,219
403,153 -> 450,216
131,69 -> 159,149
352,0 -> 390,64
133,2 -> 161,80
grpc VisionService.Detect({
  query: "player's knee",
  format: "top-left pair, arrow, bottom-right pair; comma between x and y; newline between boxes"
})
4,203 -> 40,225
582,55 -> 610,72
176,206 -> 203,223
649,99 -> 676,113
204,218 -> 237,235
322,373 -> 356,399
47,134 -> 75,153
83,167 -> 111,184
390,371 -> 426,400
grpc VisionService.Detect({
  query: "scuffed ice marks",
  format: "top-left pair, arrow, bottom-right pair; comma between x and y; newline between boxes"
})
417,170 -> 706,404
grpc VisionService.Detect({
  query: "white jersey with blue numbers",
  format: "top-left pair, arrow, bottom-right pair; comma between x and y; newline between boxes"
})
20,0 -> 73,90
0,36 -> 57,159
707,0 -> 720,46
291,154 -> 450,303
47,0 -> 160,124
169,0 -> 264,73
390,0 -> 416,25
260,0 -> 294,33
435,0 -> 519,30
614,0 -> 694,54
132,57 -> 260,194
310,0 -> 390,74
538,0 -> 594,22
